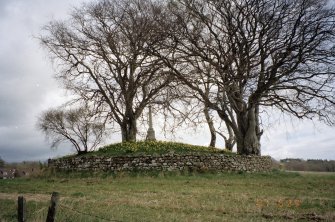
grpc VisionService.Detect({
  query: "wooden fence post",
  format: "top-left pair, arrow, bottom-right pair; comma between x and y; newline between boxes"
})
46,192 -> 59,222
18,196 -> 26,222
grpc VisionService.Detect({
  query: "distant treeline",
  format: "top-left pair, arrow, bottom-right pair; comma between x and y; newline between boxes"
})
280,159 -> 335,172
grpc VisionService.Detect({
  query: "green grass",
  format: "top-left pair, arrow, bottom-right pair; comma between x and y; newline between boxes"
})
68,141 -> 230,158
0,171 -> 334,221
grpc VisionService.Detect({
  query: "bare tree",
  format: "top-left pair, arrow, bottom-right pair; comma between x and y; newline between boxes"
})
203,105 -> 216,147
40,0 -> 171,142
38,106 -> 107,154
154,0 -> 335,155
197,62 -> 236,149
216,121 -> 236,151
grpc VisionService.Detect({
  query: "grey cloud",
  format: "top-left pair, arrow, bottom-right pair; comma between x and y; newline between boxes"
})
262,120 -> 335,160
0,124 -> 74,162
1,0 -> 335,162
0,0 -> 88,162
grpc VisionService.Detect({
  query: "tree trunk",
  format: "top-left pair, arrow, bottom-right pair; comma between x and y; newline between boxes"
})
224,125 -> 235,151
216,122 -> 235,151
121,115 -> 137,142
77,150 -> 88,155
203,106 -> 216,147
236,106 -> 261,155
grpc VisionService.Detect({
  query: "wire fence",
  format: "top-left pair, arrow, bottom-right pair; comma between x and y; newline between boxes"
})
58,203 -> 123,222
15,193 -> 125,222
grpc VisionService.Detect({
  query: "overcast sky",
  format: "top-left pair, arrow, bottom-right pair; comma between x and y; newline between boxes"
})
0,0 -> 334,162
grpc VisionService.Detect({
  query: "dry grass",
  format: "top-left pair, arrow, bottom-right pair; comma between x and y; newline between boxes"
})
0,193 -> 50,202
0,171 -> 334,221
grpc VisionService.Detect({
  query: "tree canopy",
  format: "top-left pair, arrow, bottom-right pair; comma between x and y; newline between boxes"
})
40,0 -> 172,142
40,0 -> 335,155
154,0 -> 335,154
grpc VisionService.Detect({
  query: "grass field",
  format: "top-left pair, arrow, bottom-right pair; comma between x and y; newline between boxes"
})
0,171 -> 334,221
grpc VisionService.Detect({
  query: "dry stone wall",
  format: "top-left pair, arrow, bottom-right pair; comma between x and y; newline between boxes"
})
48,154 -> 272,173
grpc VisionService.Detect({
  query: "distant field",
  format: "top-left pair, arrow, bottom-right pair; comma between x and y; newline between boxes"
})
286,171 -> 335,175
0,171 -> 334,221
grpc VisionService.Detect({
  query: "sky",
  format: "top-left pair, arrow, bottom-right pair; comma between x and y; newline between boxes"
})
0,0 -> 334,162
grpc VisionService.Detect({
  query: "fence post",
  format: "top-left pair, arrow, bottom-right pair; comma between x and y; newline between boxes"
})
18,196 -> 26,222
46,192 -> 59,222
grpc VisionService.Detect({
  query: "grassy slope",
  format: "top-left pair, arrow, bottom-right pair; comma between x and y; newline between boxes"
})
66,141 -> 230,158
0,171 -> 334,221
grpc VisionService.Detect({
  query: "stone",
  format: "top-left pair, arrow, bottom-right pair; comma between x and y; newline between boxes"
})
48,154 -> 272,173
146,106 -> 156,141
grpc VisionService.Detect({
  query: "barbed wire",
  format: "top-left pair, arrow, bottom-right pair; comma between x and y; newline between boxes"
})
30,205 -> 47,218
58,203 -> 124,222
